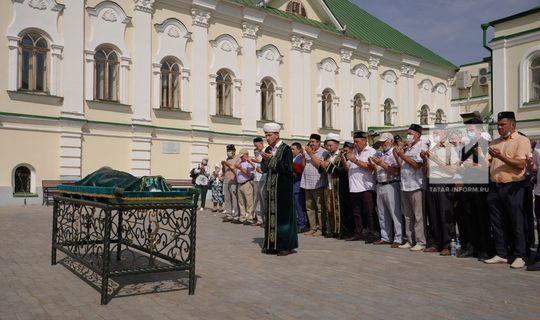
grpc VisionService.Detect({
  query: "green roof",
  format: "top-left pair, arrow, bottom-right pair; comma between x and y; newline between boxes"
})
229,0 -> 456,68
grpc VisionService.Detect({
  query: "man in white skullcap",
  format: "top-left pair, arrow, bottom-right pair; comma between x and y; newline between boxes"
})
318,133 -> 353,238
260,122 -> 298,256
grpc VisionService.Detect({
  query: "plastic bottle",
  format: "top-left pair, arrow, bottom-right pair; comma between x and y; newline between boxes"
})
455,239 -> 462,257
450,239 -> 456,256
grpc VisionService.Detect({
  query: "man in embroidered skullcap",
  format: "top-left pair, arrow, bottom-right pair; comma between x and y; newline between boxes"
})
260,122 -> 298,256
318,133 -> 352,239
485,111 -> 531,269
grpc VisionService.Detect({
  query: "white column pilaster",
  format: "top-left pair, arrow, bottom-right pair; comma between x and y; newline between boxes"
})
84,50 -> 95,101
7,36 -> 20,91
368,56 -> 380,126
59,120 -> 84,179
491,43 -> 507,115
241,22 -> 259,134
181,68 -> 190,112
120,57 -> 131,105
399,64 -> 412,126
152,63 -> 161,109
191,9 -> 211,130
132,1 -> 154,122
302,39 -> 313,136
131,134 -> 152,177
51,44 -> 63,97
339,49 -> 353,139
290,35 -> 304,138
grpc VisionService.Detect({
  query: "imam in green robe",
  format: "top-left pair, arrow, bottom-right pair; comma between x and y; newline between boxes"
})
320,151 -> 353,238
261,142 -> 298,254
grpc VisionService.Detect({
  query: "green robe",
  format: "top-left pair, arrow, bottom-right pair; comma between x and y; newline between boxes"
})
262,142 -> 298,253
320,153 -> 353,237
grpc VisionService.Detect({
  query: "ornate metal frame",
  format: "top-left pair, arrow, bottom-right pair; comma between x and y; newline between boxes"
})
51,196 -> 198,304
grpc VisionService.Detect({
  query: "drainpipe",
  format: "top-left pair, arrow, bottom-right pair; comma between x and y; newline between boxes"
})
481,23 -> 493,124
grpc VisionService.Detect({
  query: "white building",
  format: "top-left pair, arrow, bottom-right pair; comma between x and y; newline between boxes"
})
0,0 -> 457,204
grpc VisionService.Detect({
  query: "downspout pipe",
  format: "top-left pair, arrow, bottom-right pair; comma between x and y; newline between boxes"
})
481,23 -> 493,124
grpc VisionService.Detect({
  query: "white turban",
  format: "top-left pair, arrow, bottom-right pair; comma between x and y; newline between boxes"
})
263,122 -> 281,133
325,133 -> 340,143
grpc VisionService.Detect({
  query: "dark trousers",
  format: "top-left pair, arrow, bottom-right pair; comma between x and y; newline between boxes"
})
293,190 -> 307,230
524,184 -> 535,248
487,181 -> 526,259
535,195 -> 540,260
460,186 -> 492,256
196,185 -> 208,208
350,190 -> 377,237
426,185 -> 455,250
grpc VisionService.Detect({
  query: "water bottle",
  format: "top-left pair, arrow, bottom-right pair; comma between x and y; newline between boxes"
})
450,239 -> 456,256
455,239 -> 462,257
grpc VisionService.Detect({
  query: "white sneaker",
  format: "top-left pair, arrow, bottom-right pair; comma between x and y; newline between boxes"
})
398,242 -> 412,249
510,258 -> 526,269
199,207 -> 204,211
484,255 -> 508,264
410,244 -> 426,252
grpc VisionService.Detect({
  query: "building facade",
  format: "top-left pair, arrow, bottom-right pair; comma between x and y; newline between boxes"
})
0,0 -> 456,204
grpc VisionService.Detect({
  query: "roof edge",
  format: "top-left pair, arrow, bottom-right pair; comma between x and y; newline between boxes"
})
488,6 -> 540,26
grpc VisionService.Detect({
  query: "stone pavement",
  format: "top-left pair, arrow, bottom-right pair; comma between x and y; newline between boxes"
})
1,204 -> 539,320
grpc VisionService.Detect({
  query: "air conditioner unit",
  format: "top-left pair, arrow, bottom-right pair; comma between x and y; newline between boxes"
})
456,70 -> 472,89
478,67 -> 490,86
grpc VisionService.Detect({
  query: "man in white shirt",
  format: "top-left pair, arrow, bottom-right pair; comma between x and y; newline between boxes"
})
394,124 -> 427,251
251,137 -> 265,226
344,131 -> 378,243
369,132 -> 403,247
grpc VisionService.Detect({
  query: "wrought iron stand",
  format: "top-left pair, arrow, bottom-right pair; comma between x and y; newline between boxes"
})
51,196 -> 198,304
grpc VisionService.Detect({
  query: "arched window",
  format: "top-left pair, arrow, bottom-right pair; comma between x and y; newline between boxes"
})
216,69 -> 233,116
261,78 -> 275,121
94,46 -> 119,101
435,109 -> 445,123
353,94 -> 363,131
14,166 -> 31,193
531,57 -> 540,101
19,32 -> 49,92
383,99 -> 393,126
161,57 -> 181,109
286,1 -> 307,17
420,105 -> 430,125
322,89 -> 333,128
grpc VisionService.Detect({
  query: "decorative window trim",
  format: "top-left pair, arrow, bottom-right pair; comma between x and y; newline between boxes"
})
519,46 -> 540,108
352,93 -> 366,131
382,98 -> 395,126
7,90 -> 63,105
11,164 -> 36,195
286,1 -> 307,18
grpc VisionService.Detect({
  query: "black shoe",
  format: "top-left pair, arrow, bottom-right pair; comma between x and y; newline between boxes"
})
231,220 -> 242,224
526,261 -> 540,271
477,251 -> 490,261
346,235 -> 362,241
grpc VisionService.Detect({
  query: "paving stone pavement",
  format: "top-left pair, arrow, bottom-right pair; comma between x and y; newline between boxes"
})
1,204 -> 539,320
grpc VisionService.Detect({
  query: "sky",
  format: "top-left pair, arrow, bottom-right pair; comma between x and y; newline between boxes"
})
351,0 -> 539,66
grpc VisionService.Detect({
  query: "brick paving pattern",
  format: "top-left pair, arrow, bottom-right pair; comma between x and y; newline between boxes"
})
0,205 -> 539,320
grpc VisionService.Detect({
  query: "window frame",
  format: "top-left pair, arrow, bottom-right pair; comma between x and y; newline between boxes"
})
13,166 -> 31,194
530,56 -> 540,102
383,99 -> 393,126
160,57 -> 182,109
216,69 -> 233,116
94,46 -> 120,102
353,94 -> 363,131
286,1 -> 307,17
322,89 -> 333,129
420,105 -> 430,125
260,78 -> 275,121
18,32 -> 49,93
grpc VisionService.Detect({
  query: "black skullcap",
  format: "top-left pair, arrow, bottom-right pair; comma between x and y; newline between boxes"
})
309,133 -> 321,141
408,124 -> 423,135
353,131 -> 368,139
393,135 -> 402,143
497,111 -> 515,121
372,141 -> 384,150
464,118 -> 483,124
226,144 -> 236,151
343,141 -> 354,149
253,137 -> 263,143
